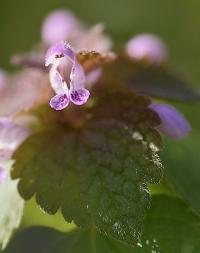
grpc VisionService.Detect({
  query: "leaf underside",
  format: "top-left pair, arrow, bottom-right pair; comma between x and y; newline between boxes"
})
103,57 -> 200,102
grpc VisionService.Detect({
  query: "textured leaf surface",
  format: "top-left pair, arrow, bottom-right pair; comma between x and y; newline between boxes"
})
0,162 -> 24,250
162,130 -> 200,215
12,119 -> 162,245
12,90 -> 163,245
5,195 -> 200,253
103,57 -> 200,101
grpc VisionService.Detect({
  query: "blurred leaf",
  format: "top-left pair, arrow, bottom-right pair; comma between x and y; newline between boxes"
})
4,227 -> 134,253
4,195 -> 200,253
139,195 -> 200,253
11,89 -> 164,246
162,131 -> 200,215
0,162 -> 24,250
103,57 -> 200,102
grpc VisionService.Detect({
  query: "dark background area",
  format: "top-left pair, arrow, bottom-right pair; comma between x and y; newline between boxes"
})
0,0 -> 200,86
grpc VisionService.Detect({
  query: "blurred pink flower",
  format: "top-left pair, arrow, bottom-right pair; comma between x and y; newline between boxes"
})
0,118 -> 31,183
126,34 -> 167,64
76,24 -> 112,53
42,10 -> 82,45
41,10 -> 112,53
0,69 -> 50,117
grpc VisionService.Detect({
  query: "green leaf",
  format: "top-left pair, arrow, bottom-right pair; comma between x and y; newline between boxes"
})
139,195 -> 200,253
0,161 -> 24,250
3,227 -> 134,253
12,114 -> 163,245
4,195 -> 200,253
103,57 -> 200,102
162,130 -> 200,215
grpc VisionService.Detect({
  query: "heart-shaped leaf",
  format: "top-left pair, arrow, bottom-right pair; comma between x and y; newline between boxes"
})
12,90 -> 163,245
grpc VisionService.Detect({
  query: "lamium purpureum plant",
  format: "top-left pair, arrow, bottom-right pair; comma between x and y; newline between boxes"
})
0,9 -> 200,253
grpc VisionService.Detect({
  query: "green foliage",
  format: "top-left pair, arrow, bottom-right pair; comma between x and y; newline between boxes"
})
162,130 -> 200,215
4,195 -> 200,253
11,91 -> 163,245
0,162 -> 24,251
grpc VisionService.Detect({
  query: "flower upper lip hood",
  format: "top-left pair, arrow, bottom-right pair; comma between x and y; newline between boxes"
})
45,42 -> 75,67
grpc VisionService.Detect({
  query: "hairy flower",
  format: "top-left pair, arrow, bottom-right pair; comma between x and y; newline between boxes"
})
126,34 -> 167,64
45,42 -> 90,110
150,103 -> 191,140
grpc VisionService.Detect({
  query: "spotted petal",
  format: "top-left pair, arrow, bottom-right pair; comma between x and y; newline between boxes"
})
50,93 -> 69,110
70,88 -> 90,105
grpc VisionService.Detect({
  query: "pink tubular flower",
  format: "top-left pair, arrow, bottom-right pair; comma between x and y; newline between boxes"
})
126,34 -> 167,64
45,42 -> 90,110
150,103 -> 191,140
0,118 -> 30,183
42,10 -> 81,45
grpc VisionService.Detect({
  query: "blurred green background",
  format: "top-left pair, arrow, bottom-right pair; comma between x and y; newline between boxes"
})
0,0 -> 200,232
0,0 -> 200,86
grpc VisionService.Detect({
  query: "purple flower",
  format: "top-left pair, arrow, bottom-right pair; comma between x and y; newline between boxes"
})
45,42 -> 90,110
125,34 -> 167,64
42,10 -> 81,45
0,166 -> 7,184
150,103 -> 191,140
